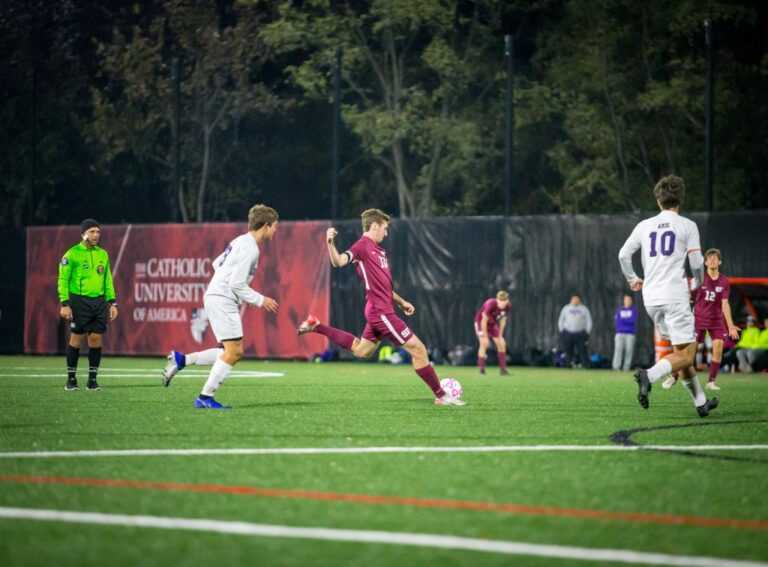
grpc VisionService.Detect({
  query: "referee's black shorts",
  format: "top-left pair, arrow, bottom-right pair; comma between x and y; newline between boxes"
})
69,294 -> 109,334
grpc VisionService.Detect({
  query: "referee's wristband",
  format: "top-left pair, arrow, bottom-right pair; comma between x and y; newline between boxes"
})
61,301 -> 70,307
108,301 -> 117,307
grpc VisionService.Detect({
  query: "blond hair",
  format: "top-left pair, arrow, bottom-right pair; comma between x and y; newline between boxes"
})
496,291 -> 509,301
361,208 -> 391,231
248,204 -> 279,231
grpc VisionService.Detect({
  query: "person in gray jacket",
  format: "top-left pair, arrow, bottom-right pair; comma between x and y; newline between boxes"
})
558,295 -> 593,368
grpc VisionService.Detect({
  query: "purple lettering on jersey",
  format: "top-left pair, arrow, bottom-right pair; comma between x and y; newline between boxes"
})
347,236 -> 394,314
694,273 -> 730,327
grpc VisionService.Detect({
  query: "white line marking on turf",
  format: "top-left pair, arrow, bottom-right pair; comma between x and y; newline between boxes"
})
1,445 -> 766,459
0,370 -> 283,378
0,507 -> 764,567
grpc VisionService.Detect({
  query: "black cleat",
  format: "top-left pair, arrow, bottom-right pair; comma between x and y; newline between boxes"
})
86,380 -> 102,391
697,397 -> 719,418
500,369 -> 510,376
634,369 -> 651,409
65,379 -> 78,391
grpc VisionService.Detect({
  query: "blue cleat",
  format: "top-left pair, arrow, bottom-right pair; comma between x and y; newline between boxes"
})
194,396 -> 232,409
163,350 -> 186,387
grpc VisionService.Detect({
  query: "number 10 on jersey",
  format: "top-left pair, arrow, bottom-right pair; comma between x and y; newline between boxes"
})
649,230 -> 675,257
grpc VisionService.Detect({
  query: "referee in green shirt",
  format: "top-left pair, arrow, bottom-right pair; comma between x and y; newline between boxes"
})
58,219 -> 118,390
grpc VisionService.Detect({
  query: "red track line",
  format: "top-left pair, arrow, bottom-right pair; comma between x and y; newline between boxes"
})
1,474 -> 766,531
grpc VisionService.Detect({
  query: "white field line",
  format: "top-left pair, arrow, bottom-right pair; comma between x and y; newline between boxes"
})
1,445 -> 767,460
0,370 -> 283,378
0,507 -> 764,567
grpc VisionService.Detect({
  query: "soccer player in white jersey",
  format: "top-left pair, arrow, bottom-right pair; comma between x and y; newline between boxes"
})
162,204 -> 279,409
618,175 -> 719,417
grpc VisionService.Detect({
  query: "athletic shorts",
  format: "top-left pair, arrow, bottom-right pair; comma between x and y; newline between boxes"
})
69,294 -> 108,334
474,321 -> 500,339
695,323 -> 728,344
646,303 -> 695,346
204,294 -> 243,342
362,312 -> 413,346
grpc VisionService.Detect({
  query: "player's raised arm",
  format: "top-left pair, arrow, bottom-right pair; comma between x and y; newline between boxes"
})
326,227 -> 350,268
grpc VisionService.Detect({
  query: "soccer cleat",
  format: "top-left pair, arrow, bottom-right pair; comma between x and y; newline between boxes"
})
479,368 -> 486,375
64,379 -> 78,391
86,380 -> 101,391
662,375 -> 678,389
194,396 -> 232,409
297,314 -> 320,335
696,397 -> 719,418
634,369 -> 651,409
500,369 -> 510,376
163,350 -> 186,387
705,381 -> 721,391
435,394 -> 467,407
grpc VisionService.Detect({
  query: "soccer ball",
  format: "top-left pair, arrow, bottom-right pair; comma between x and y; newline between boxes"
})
440,378 -> 462,398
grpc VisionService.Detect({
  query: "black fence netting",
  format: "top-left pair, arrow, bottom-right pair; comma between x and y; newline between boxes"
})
329,211 -> 768,366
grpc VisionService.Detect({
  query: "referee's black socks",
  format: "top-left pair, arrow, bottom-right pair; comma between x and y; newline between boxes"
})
66,345 -> 80,381
88,347 -> 102,383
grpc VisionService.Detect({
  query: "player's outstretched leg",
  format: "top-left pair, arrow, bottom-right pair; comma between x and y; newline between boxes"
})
634,369 -> 651,409
297,314 -> 320,335
163,350 -> 186,387
696,397 -> 719,417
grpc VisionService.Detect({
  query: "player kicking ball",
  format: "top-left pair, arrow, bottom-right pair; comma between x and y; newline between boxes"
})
618,175 -> 718,417
162,204 -> 279,409
297,208 -> 465,406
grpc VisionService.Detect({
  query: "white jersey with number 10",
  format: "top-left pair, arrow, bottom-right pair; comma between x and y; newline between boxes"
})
619,210 -> 701,307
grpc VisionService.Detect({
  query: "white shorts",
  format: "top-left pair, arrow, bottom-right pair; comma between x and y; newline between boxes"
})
203,295 -> 243,342
645,303 -> 695,346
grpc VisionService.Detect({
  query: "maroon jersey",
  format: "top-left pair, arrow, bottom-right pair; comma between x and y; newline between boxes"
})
346,236 -> 393,314
694,273 -> 730,327
474,298 -> 511,327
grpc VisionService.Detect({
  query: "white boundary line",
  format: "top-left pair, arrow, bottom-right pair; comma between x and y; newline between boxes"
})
0,507 -> 764,566
1,445 -> 767,459
0,372 -> 283,378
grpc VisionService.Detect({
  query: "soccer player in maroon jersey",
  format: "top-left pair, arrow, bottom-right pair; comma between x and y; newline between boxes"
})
297,208 -> 465,406
663,248 -> 739,391
474,291 -> 511,375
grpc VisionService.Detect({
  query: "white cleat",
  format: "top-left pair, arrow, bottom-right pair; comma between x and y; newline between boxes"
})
435,395 -> 466,406
705,381 -> 721,391
662,376 -> 678,389
163,351 -> 184,387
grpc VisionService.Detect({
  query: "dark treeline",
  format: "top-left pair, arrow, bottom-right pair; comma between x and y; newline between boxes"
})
2,0 -> 767,226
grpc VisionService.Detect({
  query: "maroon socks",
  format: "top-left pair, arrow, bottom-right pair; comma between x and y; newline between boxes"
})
313,324 -> 356,351
415,365 -> 445,397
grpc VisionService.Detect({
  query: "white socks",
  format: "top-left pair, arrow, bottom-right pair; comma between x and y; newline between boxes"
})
647,358 -> 672,383
681,375 -> 707,407
186,348 -> 223,366
201,359 -> 233,397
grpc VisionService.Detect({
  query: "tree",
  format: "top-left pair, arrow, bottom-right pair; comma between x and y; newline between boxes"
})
262,0 -> 517,217
89,0 -> 281,222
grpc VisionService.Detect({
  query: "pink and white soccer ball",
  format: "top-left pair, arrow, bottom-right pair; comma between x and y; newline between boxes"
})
440,378 -> 462,398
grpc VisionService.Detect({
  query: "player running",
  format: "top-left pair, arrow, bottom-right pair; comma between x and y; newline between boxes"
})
297,208 -> 465,406
618,175 -> 719,417
162,204 -> 279,409
663,248 -> 740,391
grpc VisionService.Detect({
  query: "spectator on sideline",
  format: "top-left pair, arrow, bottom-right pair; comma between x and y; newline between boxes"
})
612,294 -> 638,371
736,317 -> 768,373
474,291 -> 512,376
557,294 -> 592,369
58,219 -> 118,391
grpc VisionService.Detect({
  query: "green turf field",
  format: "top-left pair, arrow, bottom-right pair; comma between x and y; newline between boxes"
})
0,355 -> 766,566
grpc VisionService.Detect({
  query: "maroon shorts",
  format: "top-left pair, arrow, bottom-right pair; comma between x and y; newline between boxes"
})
474,320 -> 500,339
695,324 -> 728,344
362,312 -> 414,346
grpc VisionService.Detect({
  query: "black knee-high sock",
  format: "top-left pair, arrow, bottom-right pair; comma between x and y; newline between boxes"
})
66,345 -> 80,381
88,347 -> 102,382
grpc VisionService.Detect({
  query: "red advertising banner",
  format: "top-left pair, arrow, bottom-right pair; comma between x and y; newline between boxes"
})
25,222 -> 330,358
